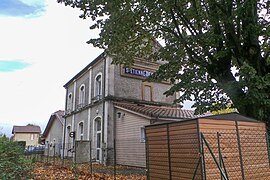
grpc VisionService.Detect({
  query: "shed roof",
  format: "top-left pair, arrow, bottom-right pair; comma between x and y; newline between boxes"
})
12,125 -> 41,134
200,112 -> 258,122
42,110 -> 64,138
114,102 -> 203,119
145,112 -> 260,128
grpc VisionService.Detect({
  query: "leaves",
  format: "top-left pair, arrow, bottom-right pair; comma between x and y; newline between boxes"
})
58,0 -> 270,124
0,136 -> 32,179
32,163 -> 146,180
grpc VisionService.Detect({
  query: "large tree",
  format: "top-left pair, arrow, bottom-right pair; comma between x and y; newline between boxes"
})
58,0 -> 270,125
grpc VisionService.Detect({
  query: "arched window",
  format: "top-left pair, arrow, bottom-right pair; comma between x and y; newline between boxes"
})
67,93 -> 73,111
95,74 -> 102,100
79,84 -> 85,106
78,122 -> 84,140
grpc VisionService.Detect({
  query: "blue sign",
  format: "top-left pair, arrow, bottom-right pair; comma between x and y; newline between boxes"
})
124,67 -> 154,77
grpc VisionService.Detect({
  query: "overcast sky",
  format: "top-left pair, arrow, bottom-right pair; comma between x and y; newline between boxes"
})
0,0 -> 193,137
0,0 -> 103,136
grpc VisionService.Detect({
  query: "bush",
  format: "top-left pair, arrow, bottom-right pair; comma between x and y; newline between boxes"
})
0,136 -> 32,179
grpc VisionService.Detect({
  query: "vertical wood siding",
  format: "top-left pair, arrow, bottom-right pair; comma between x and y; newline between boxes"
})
146,120 -> 201,180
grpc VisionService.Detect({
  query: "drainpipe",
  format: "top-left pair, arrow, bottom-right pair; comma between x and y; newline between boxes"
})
102,56 -> 106,164
62,88 -> 68,162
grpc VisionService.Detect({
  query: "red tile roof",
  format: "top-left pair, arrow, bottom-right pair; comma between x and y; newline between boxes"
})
12,125 -> 41,134
114,102 -> 201,119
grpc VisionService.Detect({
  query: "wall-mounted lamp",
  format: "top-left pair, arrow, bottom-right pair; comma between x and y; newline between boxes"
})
117,112 -> 125,119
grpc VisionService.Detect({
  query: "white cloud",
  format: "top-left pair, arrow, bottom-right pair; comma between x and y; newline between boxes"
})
0,0 -> 103,136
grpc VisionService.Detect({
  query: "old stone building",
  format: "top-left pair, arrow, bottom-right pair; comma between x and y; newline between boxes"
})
63,52 -> 198,166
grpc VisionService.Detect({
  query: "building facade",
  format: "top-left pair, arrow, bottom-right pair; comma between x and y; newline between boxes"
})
63,53 -> 192,166
42,110 -> 64,157
12,125 -> 41,147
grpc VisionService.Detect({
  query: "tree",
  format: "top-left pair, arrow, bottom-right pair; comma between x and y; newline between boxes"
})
58,0 -> 270,126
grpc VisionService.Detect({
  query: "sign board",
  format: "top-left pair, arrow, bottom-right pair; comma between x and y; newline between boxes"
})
124,67 -> 154,78
69,131 -> 76,139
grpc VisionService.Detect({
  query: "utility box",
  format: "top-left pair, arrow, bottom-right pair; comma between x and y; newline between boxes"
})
145,113 -> 270,180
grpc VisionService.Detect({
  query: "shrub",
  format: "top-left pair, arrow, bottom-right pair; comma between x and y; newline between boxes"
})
0,136 -> 32,179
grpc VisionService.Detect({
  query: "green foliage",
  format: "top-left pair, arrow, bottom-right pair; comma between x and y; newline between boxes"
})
0,136 -> 32,179
58,0 -> 270,125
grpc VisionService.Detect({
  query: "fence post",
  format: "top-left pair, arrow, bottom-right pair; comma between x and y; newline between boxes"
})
266,130 -> 270,167
53,144 -> 56,166
114,138 -> 116,180
201,135 -> 206,180
90,140 -> 93,180
145,135 -> 150,180
217,132 -> 222,180
236,121 -> 245,180
166,124 -> 172,180
46,142 -> 49,165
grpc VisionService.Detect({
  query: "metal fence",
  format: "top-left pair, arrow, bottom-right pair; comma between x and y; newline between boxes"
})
25,139 -> 147,179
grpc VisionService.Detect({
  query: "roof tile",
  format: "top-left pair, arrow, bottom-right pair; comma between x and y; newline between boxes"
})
114,102 -> 202,119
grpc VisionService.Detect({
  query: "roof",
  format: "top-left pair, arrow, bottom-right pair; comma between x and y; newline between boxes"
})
12,125 -> 41,134
42,110 -> 64,138
145,112 -> 260,128
200,112 -> 258,122
114,102 -> 202,119
63,52 -> 105,88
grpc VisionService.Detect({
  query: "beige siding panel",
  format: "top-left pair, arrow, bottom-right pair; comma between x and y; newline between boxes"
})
116,109 -> 150,167
146,120 -> 201,180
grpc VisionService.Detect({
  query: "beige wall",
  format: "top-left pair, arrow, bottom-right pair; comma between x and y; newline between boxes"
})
115,109 -> 150,167
14,133 -> 40,146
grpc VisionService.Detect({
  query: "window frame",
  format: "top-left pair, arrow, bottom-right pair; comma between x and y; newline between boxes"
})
140,127 -> 146,143
79,84 -> 86,106
78,121 -> 84,140
94,73 -> 102,99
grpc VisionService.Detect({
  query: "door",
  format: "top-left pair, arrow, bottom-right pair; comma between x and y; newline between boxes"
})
95,119 -> 102,161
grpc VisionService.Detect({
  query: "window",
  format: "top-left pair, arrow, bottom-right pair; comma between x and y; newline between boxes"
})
143,85 -> 152,101
67,93 -> 73,111
31,134 -> 34,141
79,84 -> 85,106
95,74 -> 102,100
140,127 -> 145,143
78,122 -> 84,140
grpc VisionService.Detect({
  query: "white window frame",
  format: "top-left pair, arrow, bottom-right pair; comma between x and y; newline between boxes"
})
93,116 -> 102,162
79,84 -> 86,106
140,127 -> 146,143
94,73 -> 102,99
78,121 -> 84,140
67,93 -> 73,111
31,134 -> 34,141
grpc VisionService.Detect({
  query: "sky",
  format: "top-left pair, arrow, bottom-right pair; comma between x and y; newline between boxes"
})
0,0 -> 193,137
0,0 -> 103,136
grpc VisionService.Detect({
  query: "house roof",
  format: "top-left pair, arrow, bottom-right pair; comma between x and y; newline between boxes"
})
42,110 -> 64,138
114,102 -> 203,120
12,125 -> 41,134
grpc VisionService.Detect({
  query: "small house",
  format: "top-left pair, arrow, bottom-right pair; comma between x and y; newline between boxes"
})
42,110 -> 64,157
12,125 -> 41,147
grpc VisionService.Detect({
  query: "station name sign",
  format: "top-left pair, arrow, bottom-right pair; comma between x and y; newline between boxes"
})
124,67 -> 154,78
